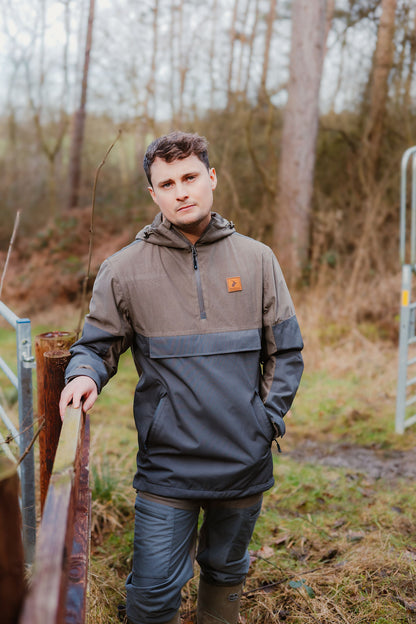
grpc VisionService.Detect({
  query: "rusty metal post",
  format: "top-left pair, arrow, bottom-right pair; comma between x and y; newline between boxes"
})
35,332 -> 76,513
0,457 -> 25,624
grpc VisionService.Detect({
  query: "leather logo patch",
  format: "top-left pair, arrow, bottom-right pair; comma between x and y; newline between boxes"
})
227,276 -> 242,292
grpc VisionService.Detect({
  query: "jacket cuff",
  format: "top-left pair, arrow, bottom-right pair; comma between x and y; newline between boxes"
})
65,367 -> 101,393
269,414 -> 286,438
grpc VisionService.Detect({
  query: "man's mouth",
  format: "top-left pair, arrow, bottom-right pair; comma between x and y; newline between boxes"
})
177,204 -> 195,212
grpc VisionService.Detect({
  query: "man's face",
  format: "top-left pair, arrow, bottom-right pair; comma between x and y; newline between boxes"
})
148,154 -> 217,243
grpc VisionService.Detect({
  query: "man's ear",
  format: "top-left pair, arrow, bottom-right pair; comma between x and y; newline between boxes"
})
210,168 -> 217,190
148,186 -> 157,204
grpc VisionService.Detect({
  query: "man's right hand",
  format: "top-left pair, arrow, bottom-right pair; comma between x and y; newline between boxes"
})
59,375 -> 98,421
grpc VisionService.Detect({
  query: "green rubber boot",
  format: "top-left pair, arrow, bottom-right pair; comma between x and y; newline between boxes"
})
197,578 -> 243,623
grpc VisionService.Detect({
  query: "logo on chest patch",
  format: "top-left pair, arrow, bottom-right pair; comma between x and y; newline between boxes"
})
226,276 -> 242,292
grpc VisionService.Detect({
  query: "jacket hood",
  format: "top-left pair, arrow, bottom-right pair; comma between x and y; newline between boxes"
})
135,212 -> 235,248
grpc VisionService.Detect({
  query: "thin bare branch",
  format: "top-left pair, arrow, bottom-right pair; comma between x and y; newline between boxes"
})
75,129 -> 122,339
16,420 -> 44,468
0,210 -> 21,300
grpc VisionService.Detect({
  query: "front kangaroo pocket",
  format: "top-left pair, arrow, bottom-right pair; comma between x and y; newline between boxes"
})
146,393 -> 168,449
251,391 -> 274,442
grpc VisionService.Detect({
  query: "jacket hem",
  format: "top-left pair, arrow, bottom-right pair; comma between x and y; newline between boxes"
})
133,478 -> 275,500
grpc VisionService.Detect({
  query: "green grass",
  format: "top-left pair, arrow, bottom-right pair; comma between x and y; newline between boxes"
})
0,324 -> 24,453
2,314 -> 416,622
247,455 -> 416,622
84,326 -> 416,623
0,325 -> 18,361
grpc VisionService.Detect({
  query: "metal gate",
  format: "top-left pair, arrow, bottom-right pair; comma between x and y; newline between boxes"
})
396,146 -> 416,434
0,300 -> 36,562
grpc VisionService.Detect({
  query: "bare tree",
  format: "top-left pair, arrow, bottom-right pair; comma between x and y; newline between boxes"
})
208,0 -> 219,109
274,0 -> 329,285
361,0 -> 397,179
259,0 -> 278,103
14,0 -> 71,215
143,0 -> 159,132
242,0 -> 261,97
403,4 -> 416,111
169,1 -> 179,121
346,0 -> 397,298
177,0 -> 187,125
226,0 -> 241,105
67,0 -> 95,210
234,0 -> 250,94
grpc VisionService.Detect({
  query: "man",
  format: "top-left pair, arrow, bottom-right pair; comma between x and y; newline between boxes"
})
60,131 -> 304,624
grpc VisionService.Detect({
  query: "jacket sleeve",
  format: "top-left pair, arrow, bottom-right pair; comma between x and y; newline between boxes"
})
259,248 -> 304,437
65,259 -> 134,392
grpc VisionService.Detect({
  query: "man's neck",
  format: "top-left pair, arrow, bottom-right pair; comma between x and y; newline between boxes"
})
164,213 -> 213,245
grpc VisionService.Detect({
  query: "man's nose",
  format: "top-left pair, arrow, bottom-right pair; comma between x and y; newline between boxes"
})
176,183 -> 189,201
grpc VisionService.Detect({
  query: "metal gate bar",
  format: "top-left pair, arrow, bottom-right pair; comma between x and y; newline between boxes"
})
396,146 -> 416,434
0,300 -> 36,562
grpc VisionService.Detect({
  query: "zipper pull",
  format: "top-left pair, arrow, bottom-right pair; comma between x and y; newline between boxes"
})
192,246 -> 198,270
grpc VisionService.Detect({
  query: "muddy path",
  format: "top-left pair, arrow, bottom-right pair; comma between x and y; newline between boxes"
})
288,441 -> 416,481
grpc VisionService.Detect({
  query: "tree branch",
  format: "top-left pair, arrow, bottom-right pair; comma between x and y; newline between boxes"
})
75,129 -> 122,338
0,210 -> 21,299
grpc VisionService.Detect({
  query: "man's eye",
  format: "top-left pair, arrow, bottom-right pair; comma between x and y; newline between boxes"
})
162,182 -> 172,189
186,175 -> 196,182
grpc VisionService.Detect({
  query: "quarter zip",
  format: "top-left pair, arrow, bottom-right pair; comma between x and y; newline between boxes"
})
192,246 -> 198,270
191,245 -> 207,320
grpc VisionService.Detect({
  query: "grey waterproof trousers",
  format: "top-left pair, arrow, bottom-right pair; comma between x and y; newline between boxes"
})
125,491 -> 263,624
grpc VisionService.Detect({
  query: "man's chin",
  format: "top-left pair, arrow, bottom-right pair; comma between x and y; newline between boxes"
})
175,212 -> 210,231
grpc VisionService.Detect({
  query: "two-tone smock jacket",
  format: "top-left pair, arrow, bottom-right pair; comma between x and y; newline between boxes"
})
65,212 -> 304,499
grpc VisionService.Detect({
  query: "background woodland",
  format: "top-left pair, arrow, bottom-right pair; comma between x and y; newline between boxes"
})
2,3 -> 416,622
1,0 -> 415,328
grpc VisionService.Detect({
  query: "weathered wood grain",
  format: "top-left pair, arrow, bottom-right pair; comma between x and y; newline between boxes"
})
34,332 -> 76,511
19,405 -> 90,624
0,457 -> 25,624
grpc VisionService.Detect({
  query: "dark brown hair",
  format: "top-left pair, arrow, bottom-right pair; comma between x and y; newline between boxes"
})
143,131 -> 210,185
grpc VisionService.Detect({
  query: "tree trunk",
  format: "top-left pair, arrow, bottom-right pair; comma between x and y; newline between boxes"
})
274,0 -> 328,286
67,0 -> 95,210
361,0 -> 397,179
169,1 -> 178,121
347,0 -> 397,298
259,0 -> 277,103
243,0 -> 260,96
144,0 -> 159,131
226,0 -> 240,105
208,0 -> 219,110
235,0 -> 250,94
177,0 -> 186,126
403,7 -> 416,111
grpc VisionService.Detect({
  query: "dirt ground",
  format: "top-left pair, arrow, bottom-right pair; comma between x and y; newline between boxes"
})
288,440 -> 416,481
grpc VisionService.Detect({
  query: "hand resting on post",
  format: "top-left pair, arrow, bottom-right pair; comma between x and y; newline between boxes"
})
59,375 -> 98,421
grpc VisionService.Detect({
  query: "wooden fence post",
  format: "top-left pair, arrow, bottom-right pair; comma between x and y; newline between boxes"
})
35,332 -> 76,512
41,349 -> 72,512
0,457 -> 25,624
19,406 -> 89,624
65,414 -> 91,624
